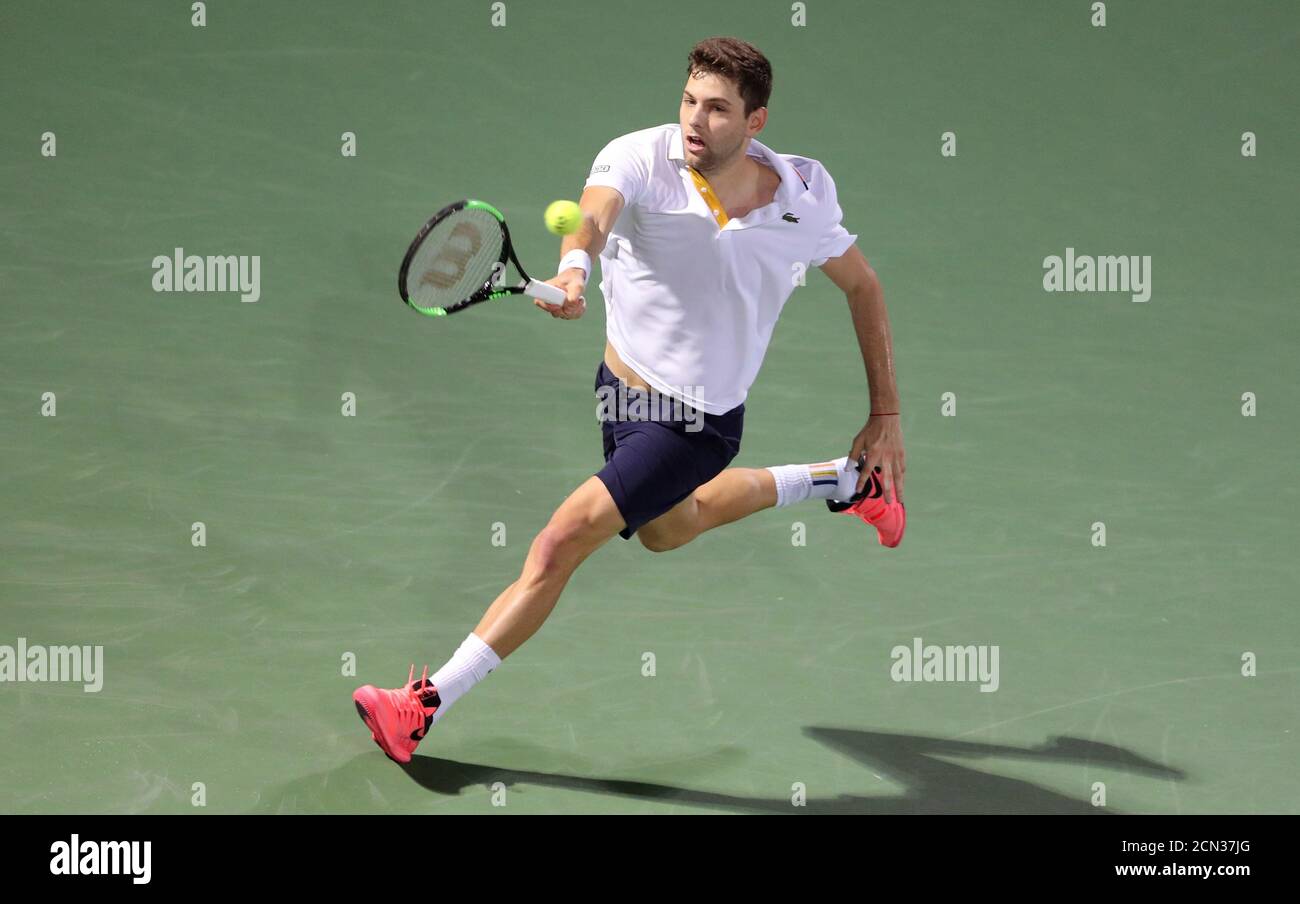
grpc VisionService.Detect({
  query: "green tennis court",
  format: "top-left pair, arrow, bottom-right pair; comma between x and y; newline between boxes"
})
1,0 -> 1296,814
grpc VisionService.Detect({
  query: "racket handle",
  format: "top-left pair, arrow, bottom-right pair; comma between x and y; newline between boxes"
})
525,279 -> 567,305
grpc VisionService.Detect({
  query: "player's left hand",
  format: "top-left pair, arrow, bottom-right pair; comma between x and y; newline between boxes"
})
848,415 -> 904,504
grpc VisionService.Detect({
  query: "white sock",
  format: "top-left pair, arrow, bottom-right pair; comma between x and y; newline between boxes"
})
427,632 -> 501,725
767,456 -> 861,506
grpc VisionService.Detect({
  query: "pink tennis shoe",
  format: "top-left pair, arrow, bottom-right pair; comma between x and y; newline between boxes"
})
827,466 -> 906,548
353,665 -> 442,764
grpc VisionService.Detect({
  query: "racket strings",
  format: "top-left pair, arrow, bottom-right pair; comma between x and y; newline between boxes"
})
406,208 -> 504,310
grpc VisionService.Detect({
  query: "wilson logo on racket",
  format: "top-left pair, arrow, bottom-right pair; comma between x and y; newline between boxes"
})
418,221 -> 483,290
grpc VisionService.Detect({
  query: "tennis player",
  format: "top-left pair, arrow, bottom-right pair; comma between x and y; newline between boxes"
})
354,37 -> 906,763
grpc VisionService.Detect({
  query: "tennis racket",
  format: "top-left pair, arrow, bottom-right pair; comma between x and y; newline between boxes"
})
397,199 -> 567,317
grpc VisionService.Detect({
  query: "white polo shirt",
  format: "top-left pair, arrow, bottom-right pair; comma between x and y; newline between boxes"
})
583,123 -> 856,415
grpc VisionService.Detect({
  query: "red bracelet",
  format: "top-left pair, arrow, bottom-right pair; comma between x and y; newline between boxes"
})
871,411 -> 899,416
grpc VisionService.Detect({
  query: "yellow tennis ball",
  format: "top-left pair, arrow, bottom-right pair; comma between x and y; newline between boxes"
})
544,200 -> 582,235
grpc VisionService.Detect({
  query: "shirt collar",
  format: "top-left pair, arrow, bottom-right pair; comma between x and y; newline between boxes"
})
667,125 -> 804,207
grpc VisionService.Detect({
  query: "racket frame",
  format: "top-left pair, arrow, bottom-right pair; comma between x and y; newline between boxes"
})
397,199 -> 565,317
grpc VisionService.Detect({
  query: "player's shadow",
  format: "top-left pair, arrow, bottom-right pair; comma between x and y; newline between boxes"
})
390,727 -> 1184,814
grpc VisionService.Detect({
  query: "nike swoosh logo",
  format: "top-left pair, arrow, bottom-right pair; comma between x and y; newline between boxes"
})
839,470 -> 884,506
863,471 -> 883,500
410,713 -> 434,742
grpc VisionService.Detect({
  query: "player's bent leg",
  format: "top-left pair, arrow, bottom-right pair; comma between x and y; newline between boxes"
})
637,453 -> 906,552
769,455 -> 907,548
475,476 -> 625,658
637,467 -> 777,552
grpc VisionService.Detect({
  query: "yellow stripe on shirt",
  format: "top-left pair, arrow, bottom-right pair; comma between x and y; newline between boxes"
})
687,166 -> 729,228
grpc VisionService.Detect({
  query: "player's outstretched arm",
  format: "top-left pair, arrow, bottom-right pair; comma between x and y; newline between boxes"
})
820,245 -> 905,503
534,186 -> 625,319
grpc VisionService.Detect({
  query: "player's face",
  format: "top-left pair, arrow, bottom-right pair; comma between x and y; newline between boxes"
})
679,72 -> 757,173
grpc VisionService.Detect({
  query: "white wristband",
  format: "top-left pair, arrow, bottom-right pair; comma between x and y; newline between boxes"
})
558,249 -> 591,282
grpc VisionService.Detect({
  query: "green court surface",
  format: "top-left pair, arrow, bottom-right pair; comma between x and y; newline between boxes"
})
1,0 -> 1297,814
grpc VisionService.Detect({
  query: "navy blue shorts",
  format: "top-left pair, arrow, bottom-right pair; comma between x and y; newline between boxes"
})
594,360 -> 744,539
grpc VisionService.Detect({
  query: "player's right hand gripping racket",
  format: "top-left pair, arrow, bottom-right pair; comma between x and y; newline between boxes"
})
398,199 -> 567,317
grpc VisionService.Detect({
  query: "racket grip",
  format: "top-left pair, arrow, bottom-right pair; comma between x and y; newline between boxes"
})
525,279 -> 567,305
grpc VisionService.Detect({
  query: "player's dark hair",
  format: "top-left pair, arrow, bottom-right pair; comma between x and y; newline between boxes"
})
686,37 -> 773,116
